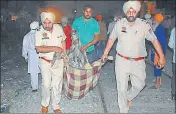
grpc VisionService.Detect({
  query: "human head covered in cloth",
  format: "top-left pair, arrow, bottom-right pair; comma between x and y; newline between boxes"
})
30,21 -> 39,32
96,14 -> 102,21
123,0 -> 141,22
61,16 -> 69,26
154,13 -> 164,24
40,11 -> 55,31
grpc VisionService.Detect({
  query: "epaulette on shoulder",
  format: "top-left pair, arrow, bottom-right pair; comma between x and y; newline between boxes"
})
55,23 -> 63,29
141,19 -> 148,24
57,23 -> 62,27
120,18 -> 126,24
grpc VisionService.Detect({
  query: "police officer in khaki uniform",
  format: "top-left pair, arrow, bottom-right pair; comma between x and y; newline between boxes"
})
35,12 -> 66,113
102,1 -> 165,113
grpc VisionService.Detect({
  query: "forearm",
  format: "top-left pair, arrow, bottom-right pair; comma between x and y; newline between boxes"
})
62,41 -> 66,53
161,42 -> 167,55
152,39 -> 165,58
35,46 -> 56,53
86,36 -> 99,48
103,39 -> 115,55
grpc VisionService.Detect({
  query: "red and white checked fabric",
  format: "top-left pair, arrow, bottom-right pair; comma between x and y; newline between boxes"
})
63,64 -> 101,99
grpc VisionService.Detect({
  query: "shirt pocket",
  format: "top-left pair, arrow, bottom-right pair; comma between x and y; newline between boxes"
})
133,30 -> 145,44
41,38 -> 50,46
54,36 -> 63,47
119,31 -> 128,42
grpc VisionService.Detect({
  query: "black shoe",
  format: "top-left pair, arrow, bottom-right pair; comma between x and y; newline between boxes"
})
32,89 -> 38,92
171,94 -> 175,100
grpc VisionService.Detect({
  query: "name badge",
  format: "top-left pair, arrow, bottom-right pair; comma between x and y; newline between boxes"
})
42,37 -> 49,40
121,26 -> 127,33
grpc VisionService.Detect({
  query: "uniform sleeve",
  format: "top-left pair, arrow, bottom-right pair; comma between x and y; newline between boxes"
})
109,21 -> 119,40
35,31 -> 42,46
60,27 -> 66,42
168,28 -> 175,49
93,21 -> 100,34
145,23 -> 157,42
22,35 -> 28,59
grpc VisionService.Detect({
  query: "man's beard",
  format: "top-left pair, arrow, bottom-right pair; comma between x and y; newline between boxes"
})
126,16 -> 137,22
44,27 -> 53,31
84,15 -> 91,19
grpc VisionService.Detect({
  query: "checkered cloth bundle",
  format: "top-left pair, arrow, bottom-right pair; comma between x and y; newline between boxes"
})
63,31 -> 109,99
63,61 -> 102,99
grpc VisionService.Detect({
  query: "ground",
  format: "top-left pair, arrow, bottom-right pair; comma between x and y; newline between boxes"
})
1,42 -> 175,113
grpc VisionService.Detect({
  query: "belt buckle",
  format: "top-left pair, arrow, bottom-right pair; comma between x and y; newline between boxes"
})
129,58 -> 134,61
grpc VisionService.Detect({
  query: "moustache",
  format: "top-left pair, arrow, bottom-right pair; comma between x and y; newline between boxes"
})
85,15 -> 91,18
44,27 -> 52,31
126,16 -> 137,22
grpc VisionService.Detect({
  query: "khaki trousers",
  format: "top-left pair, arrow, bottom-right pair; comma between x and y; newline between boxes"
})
115,55 -> 146,113
40,59 -> 64,110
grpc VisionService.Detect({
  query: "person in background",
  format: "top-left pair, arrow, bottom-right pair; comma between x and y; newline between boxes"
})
168,27 -> 175,100
22,21 -> 40,92
96,14 -> 107,58
144,13 -> 153,27
162,15 -> 172,43
107,16 -> 118,37
72,4 -> 100,63
151,13 -> 167,89
107,16 -> 121,50
61,17 -> 72,51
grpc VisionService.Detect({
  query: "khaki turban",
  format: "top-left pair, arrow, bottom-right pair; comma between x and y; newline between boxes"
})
40,12 -> 55,23
123,1 -> 141,14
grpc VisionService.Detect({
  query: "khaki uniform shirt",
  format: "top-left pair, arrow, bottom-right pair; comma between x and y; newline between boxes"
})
35,24 -> 66,60
110,18 -> 157,58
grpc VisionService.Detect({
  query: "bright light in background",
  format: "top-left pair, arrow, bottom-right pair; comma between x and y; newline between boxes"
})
74,9 -> 77,13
